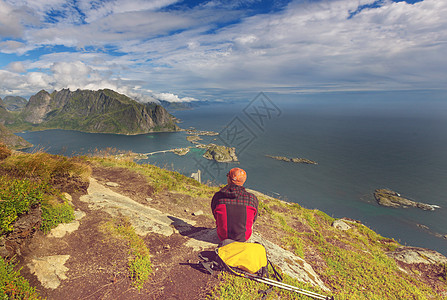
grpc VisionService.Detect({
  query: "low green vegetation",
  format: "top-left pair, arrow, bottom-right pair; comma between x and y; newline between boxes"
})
0,151 -> 91,183
0,176 -> 49,234
213,197 -> 443,300
90,153 -> 217,198
104,218 -> 152,290
0,145 -> 444,299
0,257 -> 41,300
0,148 -> 90,299
40,198 -> 75,234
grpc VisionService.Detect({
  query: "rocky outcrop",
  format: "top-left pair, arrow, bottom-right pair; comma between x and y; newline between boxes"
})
387,246 -> 447,265
201,143 -> 238,162
20,89 -> 179,134
0,123 -> 33,149
23,90 -> 53,124
332,219 -> 352,231
0,100 -> 16,125
0,206 -> 42,258
266,155 -> 318,165
186,135 -> 202,143
27,255 -> 70,290
374,189 -> 439,210
2,96 -> 27,111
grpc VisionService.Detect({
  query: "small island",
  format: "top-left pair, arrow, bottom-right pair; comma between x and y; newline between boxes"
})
186,135 -> 202,143
199,143 -> 238,163
172,148 -> 190,156
185,128 -> 219,136
373,189 -> 439,211
266,155 -> 318,165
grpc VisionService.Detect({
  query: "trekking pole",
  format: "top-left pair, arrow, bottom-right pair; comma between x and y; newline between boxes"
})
243,273 -> 334,300
252,275 -> 331,299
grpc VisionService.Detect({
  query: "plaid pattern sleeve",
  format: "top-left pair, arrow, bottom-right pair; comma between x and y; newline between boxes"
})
212,184 -> 258,210
211,184 -> 259,241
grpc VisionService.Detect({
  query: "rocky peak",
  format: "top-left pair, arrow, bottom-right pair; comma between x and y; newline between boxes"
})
23,90 -> 52,124
2,96 -> 28,111
21,88 -> 179,134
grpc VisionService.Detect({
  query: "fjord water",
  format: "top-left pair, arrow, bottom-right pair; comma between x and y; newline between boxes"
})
18,91 -> 447,255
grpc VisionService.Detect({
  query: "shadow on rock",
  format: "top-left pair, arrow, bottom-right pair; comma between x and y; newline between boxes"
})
168,216 -> 219,250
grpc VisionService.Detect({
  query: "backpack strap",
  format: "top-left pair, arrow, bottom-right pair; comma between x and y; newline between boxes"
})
268,260 -> 283,282
198,253 -> 220,276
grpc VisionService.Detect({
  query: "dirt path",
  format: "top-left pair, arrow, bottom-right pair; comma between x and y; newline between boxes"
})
18,166 -> 221,299
15,164 -> 333,299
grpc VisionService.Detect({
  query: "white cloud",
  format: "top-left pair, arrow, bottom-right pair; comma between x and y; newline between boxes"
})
78,0 -> 181,23
7,61 -> 26,73
1,0 -> 447,98
152,92 -> 198,102
140,0 -> 447,92
0,0 -> 39,38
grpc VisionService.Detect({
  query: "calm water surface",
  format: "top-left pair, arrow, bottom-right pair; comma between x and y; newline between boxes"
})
17,91 -> 447,255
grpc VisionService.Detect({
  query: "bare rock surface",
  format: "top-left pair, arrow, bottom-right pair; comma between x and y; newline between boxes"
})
250,233 -> 330,292
48,210 -> 85,238
387,246 -> 447,265
80,177 -> 196,236
374,189 -> 439,210
332,219 -> 352,231
27,255 -> 70,289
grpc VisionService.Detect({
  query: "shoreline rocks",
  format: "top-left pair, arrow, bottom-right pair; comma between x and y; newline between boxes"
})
266,155 -> 318,165
374,189 -> 439,211
185,128 -> 219,136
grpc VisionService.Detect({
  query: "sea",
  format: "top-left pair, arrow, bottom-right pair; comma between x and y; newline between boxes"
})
17,90 -> 447,256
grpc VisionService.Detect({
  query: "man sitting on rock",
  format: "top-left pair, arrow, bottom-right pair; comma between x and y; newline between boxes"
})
211,168 -> 259,242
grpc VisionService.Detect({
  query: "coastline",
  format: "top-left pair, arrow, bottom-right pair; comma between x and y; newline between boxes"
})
14,119 -> 447,257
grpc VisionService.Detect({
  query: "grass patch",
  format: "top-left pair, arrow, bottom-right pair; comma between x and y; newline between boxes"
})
0,257 -> 41,300
0,175 -> 75,235
210,263 -> 325,299
0,176 -> 49,234
105,218 -> 152,290
40,198 -> 75,234
0,152 -> 91,183
247,197 -> 441,299
0,143 -> 12,160
90,156 -> 218,198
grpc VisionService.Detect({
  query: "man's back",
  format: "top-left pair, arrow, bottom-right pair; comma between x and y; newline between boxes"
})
211,184 -> 258,242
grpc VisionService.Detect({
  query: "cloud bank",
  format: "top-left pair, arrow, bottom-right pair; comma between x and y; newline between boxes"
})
1,0 -> 446,99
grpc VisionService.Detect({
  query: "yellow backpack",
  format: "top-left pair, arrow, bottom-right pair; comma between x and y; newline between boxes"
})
198,241 -> 334,300
217,242 -> 268,274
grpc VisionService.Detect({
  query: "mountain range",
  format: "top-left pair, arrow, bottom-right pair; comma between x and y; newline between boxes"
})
4,89 -> 179,135
0,89 -> 180,148
1,96 -> 27,112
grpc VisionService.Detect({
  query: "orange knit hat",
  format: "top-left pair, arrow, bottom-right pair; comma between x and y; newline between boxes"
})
227,168 -> 247,186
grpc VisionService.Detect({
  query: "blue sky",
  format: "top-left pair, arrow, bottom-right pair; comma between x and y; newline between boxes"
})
0,0 -> 446,102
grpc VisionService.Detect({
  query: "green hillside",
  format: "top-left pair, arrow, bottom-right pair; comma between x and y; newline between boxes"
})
4,89 -> 179,135
0,146 -> 445,299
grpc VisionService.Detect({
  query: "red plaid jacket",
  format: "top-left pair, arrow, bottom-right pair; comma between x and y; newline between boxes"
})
211,184 -> 258,242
